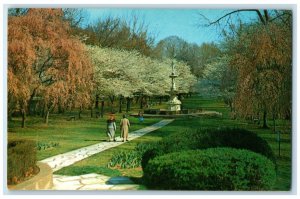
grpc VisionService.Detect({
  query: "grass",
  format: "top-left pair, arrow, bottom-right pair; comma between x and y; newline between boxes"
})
8,111 -> 161,160
7,95 -> 292,190
55,120 -> 172,177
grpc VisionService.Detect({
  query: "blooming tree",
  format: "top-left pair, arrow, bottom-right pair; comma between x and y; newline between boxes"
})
8,8 -> 94,126
87,45 -> 196,112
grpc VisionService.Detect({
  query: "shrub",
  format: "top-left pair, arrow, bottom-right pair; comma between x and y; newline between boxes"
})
140,130 -> 200,169
209,128 -> 276,163
7,140 -> 38,185
36,142 -> 59,151
143,148 -> 276,190
108,150 -> 141,169
141,128 -> 276,168
108,143 -> 158,169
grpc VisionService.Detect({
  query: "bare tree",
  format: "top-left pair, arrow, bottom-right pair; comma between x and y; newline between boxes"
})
63,8 -> 88,28
198,9 -> 292,128
199,9 -> 292,27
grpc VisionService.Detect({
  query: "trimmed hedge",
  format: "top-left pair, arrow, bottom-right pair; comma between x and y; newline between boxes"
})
143,148 -> 276,190
141,128 -> 276,169
7,140 -> 38,185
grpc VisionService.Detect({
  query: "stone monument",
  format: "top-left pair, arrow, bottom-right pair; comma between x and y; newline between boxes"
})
167,61 -> 181,112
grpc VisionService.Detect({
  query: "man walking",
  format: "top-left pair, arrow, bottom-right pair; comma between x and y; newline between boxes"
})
120,114 -> 130,142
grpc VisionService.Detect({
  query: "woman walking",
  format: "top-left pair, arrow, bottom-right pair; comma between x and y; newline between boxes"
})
120,114 -> 130,142
106,114 -> 116,142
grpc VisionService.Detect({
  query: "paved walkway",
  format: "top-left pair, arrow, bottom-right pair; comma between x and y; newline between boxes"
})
40,119 -> 174,190
52,173 -> 140,190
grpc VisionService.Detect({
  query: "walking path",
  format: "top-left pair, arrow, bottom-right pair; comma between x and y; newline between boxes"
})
52,173 -> 139,190
40,119 -> 174,190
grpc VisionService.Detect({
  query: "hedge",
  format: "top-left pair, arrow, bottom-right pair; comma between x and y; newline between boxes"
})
141,128 -> 276,169
143,148 -> 276,190
7,140 -> 38,185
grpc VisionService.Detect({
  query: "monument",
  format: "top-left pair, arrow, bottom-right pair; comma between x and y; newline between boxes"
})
167,61 -> 181,112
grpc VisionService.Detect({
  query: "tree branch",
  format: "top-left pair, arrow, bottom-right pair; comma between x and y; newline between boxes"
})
263,10 -> 269,23
255,10 -> 266,25
41,77 -> 54,85
37,55 -> 53,79
201,9 -> 267,26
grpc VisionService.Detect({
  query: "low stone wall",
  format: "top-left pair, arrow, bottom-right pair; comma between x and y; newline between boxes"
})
8,162 -> 53,190
131,111 -> 222,118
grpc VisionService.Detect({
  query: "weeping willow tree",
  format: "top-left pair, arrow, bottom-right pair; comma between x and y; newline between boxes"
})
223,11 -> 292,128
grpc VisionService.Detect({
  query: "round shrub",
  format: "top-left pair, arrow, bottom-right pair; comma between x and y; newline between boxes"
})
143,148 -> 276,190
141,129 -> 201,169
206,128 -> 276,164
7,140 -> 38,185
141,128 -> 276,168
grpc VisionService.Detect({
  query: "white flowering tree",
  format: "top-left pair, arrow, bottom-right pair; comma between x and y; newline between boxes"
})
87,45 -> 196,114
172,60 -> 198,95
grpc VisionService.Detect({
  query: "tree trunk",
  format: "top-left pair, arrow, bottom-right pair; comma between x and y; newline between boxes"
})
95,94 -> 99,109
90,107 -> 93,118
140,96 -> 143,109
145,96 -> 148,108
21,109 -> 26,128
27,89 -> 37,116
41,103 -> 46,118
119,96 -> 123,113
126,98 -> 131,112
135,96 -> 139,104
45,110 -> 49,125
78,106 -> 82,119
285,107 -> 291,120
262,110 -> 268,128
165,96 -> 170,101
230,101 -> 233,112
109,96 -> 115,113
273,113 -> 276,134
159,96 -> 162,105
28,98 -> 33,116
100,100 -> 104,118
58,103 -> 65,114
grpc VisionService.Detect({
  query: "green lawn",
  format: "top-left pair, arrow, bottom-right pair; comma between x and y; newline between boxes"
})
8,112 -> 161,160
8,95 -> 292,190
55,119 -> 175,178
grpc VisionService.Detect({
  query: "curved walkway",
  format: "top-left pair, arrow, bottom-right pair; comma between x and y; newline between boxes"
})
40,119 -> 174,190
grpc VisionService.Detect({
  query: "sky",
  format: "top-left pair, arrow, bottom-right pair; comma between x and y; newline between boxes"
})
84,8 -> 259,45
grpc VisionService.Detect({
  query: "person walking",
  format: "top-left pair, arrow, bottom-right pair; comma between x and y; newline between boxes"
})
120,114 -> 130,142
138,111 -> 144,122
106,114 -> 116,142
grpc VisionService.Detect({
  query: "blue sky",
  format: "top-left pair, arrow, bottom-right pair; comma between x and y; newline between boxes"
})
84,8 -> 259,45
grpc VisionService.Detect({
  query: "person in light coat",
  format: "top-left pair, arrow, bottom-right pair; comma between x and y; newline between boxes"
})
106,114 -> 116,142
120,114 -> 130,142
